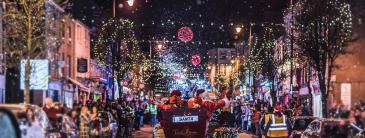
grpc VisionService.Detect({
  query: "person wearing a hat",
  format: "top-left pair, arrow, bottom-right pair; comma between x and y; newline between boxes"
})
188,89 -> 226,118
263,105 -> 292,138
187,89 -> 226,135
157,90 -> 186,110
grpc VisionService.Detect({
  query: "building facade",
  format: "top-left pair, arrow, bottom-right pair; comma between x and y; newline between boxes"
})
207,48 -> 239,93
55,15 -> 91,107
331,17 -> 365,108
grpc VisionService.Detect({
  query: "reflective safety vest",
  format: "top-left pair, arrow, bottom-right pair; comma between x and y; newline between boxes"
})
267,114 -> 288,137
147,104 -> 158,115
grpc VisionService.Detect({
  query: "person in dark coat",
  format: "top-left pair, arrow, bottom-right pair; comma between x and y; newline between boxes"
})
134,104 -> 144,130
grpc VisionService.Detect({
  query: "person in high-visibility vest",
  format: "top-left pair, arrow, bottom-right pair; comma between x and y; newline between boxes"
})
263,105 -> 292,138
146,100 -> 158,126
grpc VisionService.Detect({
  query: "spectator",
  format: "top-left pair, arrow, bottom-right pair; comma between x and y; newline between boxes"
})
43,98 -> 58,128
63,109 -> 78,138
134,103 -> 143,130
252,107 -> 262,136
90,106 -> 98,121
241,103 -> 250,130
24,108 -> 45,138
79,106 -> 90,138
232,102 -> 242,129
301,102 -> 310,116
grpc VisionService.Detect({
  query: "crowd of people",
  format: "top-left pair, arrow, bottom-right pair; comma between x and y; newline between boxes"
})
20,88 -> 365,138
31,92 -> 158,138
202,98 -> 310,137
330,100 -> 365,130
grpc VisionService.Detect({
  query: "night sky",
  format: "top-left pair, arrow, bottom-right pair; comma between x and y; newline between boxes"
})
66,0 -> 288,45
65,0 -> 364,55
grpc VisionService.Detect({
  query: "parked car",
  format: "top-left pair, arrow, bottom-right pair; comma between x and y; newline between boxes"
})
355,130 -> 365,138
289,116 -> 317,138
301,118 -> 359,138
98,111 -> 118,137
0,104 -> 50,137
0,108 -> 21,138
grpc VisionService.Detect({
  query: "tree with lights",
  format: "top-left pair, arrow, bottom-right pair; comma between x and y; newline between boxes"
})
213,73 -> 227,96
141,59 -> 164,92
4,0 -> 48,104
259,26 -> 282,104
241,34 -> 263,98
94,18 -> 143,99
293,0 -> 352,116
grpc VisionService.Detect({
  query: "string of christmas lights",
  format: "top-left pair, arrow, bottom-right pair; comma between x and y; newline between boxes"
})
93,18 -> 144,79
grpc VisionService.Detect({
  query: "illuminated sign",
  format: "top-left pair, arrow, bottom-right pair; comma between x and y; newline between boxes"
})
20,59 -> 49,90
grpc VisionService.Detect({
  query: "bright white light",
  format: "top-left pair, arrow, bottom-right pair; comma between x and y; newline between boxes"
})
157,44 -> 163,50
235,26 -> 242,34
118,3 -> 124,8
127,0 -> 134,6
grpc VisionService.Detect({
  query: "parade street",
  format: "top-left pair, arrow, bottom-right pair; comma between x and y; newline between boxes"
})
0,0 -> 365,138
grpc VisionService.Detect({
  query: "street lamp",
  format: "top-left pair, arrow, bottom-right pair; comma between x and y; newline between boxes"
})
127,0 -> 135,7
230,59 -> 235,64
235,26 -> 243,34
157,44 -> 163,51
113,0 -> 134,17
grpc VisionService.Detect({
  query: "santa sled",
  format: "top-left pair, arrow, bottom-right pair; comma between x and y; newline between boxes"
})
155,108 -> 208,138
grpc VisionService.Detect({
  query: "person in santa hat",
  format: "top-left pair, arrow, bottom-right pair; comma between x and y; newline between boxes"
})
263,105 -> 292,138
186,88 -> 226,136
157,90 -> 186,110
188,89 -> 226,118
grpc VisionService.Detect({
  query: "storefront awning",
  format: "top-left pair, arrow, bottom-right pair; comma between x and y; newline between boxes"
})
66,77 -> 88,92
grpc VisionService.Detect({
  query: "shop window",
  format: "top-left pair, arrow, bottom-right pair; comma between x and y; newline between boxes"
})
68,26 -> 72,45
60,21 -> 65,38
67,55 -> 71,77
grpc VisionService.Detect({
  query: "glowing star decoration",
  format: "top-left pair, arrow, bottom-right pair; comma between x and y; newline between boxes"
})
191,54 -> 201,66
177,27 -> 194,43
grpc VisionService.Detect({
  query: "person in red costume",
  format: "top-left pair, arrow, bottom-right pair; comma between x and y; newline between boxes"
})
188,89 -> 226,118
157,90 -> 186,110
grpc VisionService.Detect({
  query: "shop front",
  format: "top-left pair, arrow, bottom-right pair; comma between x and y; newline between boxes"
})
298,86 -> 311,105
66,77 -> 89,105
48,80 -> 63,102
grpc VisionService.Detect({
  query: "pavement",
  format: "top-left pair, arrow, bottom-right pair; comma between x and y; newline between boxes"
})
133,125 -> 154,138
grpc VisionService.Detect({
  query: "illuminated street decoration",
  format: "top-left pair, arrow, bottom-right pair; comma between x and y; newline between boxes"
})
191,54 -> 201,66
177,26 -> 194,43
